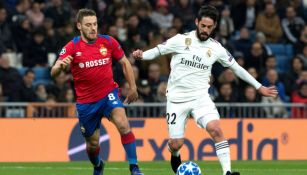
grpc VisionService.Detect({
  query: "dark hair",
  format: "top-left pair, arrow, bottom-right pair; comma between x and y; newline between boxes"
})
197,5 -> 219,22
76,9 -> 96,23
32,27 -> 45,36
266,54 -> 276,59
24,69 -> 34,76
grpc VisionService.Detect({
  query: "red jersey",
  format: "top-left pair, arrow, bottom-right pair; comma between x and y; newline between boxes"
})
291,92 -> 307,118
59,35 -> 124,103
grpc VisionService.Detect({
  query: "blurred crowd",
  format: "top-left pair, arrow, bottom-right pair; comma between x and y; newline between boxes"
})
0,0 -> 306,116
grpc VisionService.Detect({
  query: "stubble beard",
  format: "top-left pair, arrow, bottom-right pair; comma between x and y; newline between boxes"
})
196,28 -> 210,41
82,31 -> 97,42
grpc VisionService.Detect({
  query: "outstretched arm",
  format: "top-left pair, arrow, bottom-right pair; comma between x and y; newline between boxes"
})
118,56 -> 138,104
132,47 -> 161,60
229,62 -> 278,97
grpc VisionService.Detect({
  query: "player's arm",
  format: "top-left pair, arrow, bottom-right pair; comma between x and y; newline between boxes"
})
51,56 -> 73,77
132,47 -> 161,60
51,41 -> 74,78
118,56 -> 138,104
109,35 -> 138,103
229,62 -> 278,97
132,34 -> 179,60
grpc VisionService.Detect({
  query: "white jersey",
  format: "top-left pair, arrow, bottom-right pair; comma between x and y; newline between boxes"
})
157,31 -> 236,102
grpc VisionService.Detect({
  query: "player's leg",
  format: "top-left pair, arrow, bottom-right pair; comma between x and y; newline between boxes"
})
205,120 -> 239,175
206,120 -> 230,174
103,88 -> 143,175
197,117 -> 233,175
166,100 -> 190,173
168,138 -> 184,173
76,101 -> 105,175
191,97 -> 239,175
110,108 -> 143,175
85,129 -> 105,175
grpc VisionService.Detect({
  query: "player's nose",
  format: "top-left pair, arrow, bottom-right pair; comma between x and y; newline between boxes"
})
203,27 -> 209,33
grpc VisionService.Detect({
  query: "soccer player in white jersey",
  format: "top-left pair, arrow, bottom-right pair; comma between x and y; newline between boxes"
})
132,5 -> 278,175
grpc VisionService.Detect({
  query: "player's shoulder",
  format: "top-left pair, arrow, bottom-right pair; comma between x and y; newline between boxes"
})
166,33 -> 188,43
71,36 -> 81,44
98,34 -> 111,40
97,34 -> 117,42
207,38 -> 224,48
176,31 -> 192,38
97,34 -> 119,45
208,38 -> 221,45
61,36 -> 80,49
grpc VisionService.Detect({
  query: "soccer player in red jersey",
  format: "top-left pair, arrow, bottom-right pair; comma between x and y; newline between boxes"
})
51,9 -> 144,175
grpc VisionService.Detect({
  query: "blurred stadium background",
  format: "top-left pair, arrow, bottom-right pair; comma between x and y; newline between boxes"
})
0,0 -> 306,174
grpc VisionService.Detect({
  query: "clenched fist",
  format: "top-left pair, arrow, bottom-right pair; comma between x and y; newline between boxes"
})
57,55 -> 73,70
132,49 -> 143,60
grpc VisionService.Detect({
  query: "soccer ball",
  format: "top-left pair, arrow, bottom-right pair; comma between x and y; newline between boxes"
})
176,161 -> 202,175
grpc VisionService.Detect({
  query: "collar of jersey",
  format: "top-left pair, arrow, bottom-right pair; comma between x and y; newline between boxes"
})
80,37 -> 97,45
86,40 -> 96,45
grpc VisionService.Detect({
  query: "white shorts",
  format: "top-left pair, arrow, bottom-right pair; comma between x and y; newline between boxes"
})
166,96 -> 220,138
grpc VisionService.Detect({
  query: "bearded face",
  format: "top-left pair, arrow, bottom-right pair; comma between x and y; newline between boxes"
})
195,17 -> 216,41
77,16 -> 98,42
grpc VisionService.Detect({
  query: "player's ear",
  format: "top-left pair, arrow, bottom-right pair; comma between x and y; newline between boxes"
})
195,18 -> 199,26
77,22 -> 81,30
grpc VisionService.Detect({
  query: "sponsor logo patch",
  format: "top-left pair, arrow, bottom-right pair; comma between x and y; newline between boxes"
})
226,50 -> 234,62
60,48 -> 66,55
79,63 -> 85,68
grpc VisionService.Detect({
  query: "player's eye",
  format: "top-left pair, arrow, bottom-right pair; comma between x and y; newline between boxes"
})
201,25 -> 213,29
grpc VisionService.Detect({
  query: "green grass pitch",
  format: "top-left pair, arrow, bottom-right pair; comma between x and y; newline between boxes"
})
0,160 -> 306,175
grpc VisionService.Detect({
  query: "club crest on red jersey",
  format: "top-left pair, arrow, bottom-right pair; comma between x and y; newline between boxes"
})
99,45 -> 107,56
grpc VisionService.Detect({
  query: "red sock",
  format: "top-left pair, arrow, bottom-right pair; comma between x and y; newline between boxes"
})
121,132 -> 135,144
86,146 -> 100,166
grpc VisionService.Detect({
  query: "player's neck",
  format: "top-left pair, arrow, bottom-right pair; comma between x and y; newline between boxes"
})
81,35 -> 97,44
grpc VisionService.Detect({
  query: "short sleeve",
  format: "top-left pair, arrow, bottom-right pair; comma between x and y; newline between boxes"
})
217,47 -> 236,67
109,36 -> 124,61
156,34 -> 180,55
58,41 -> 74,60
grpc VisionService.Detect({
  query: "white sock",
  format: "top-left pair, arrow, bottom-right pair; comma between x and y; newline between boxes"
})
168,144 -> 180,157
215,140 -> 231,175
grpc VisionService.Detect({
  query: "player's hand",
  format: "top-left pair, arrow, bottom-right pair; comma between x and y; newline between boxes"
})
57,55 -> 73,70
258,86 -> 278,98
124,87 -> 138,104
132,49 -> 143,60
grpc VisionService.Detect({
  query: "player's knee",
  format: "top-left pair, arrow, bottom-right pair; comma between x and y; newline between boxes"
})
117,124 -> 130,135
111,116 -> 130,134
168,139 -> 184,151
86,139 -> 99,150
114,119 -> 130,134
207,127 -> 223,140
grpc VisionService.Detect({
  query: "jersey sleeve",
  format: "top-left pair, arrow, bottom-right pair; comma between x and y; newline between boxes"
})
58,41 -> 74,60
156,34 -> 180,55
109,36 -> 125,61
217,46 -> 236,67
